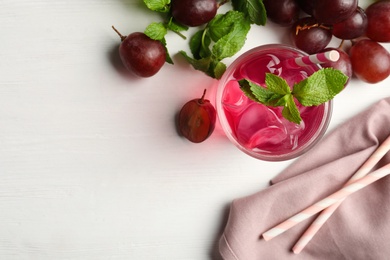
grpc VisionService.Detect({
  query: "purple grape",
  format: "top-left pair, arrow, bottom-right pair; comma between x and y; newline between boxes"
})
263,0 -> 300,27
171,0 -> 218,27
112,27 -> 166,77
332,7 -> 367,40
312,0 -> 358,24
291,17 -> 332,54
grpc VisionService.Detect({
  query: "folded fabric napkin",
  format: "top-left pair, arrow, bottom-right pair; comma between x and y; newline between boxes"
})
219,97 -> 390,260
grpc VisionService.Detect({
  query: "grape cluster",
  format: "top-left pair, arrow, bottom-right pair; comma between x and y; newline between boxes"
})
265,0 -> 390,84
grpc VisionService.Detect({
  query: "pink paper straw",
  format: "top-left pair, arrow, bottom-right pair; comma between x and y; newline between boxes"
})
293,134 -> 390,253
282,50 -> 340,68
262,162 -> 390,241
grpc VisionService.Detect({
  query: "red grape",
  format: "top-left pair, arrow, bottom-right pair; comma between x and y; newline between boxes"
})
263,0 -> 300,27
332,7 -> 367,40
291,17 -> 332,54
365,0 -> 390,42
171,0 -> 218,27
312,0 -> 358,24
178,89 -> 216,143
113,27 -> 166,77
349,39 -> 390,83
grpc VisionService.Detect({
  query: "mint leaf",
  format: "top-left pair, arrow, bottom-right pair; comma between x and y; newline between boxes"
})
208,11 -> 245,42
189,30 -> 211,59
282,94 -> 302,124
238,79 -> 260,102
292,68 -> 348,106
161,37 -> 173,64
179,51 -> 211,72
238,79 -> 285,106
144,22 -> 167,41
238,79 -> 301,123
231,0 -> 267,25
265,73 -> 291,95
210,60 -> 227,79
179,51 -> 226,79
211,12 -> 250,60
143,0 -> 170,12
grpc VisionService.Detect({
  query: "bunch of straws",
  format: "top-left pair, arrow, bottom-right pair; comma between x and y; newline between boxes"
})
262,133 -> 390,253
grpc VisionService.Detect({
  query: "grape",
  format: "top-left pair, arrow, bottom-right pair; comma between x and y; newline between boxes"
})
112,27 -> 166,77
349,39 -> 390,83
263,0 -> 300,27
291,17 -> 332,54
171,0 -> 218,27
296,0 -> 314,15
312,0 -> 358,24
365,0 -> 390,42
321,47 -> 353,86
332,7 -> 367,40
178,89 -> 216,143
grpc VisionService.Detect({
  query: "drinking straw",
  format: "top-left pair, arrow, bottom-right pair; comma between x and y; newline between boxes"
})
292,134 -> 390,253
262,162 -> 390,241
281,50 -> 340,68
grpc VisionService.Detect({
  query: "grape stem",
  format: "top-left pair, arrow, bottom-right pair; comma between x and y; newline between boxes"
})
112,26 -> 126,41
172,30 -> 187,40
295,23 -> 332,35
167,18 -> 187,40
199,89 -> 207,104
338,39 -> 345,49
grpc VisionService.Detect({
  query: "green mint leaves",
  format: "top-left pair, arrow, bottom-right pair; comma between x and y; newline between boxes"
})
180,11 -> 251,79
143,0 -> 170,13
292,67 -> 349,106
144,22 -> 167,41
239,68 -> 348,124
141,0 -> 268,79
231,0 -> 267,25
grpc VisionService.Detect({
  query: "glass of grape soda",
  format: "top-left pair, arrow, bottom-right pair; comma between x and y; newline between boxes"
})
216,44 -> 332,161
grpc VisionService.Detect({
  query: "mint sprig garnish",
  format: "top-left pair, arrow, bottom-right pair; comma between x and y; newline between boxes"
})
180,11 -> 251,79
141,0 -> 268,78
239,68 -> 348,124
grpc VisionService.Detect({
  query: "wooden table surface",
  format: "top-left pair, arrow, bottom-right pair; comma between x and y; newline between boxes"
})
1,0 -> 389,259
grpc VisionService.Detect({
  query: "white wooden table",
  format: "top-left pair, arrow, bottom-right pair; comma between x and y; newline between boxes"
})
1,1 -> 389,259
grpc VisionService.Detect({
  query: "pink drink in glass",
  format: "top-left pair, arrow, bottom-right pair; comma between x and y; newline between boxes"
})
216,44 -> 332,161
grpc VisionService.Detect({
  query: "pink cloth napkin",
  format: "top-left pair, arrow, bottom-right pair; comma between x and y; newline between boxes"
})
219,97 -> 390,260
